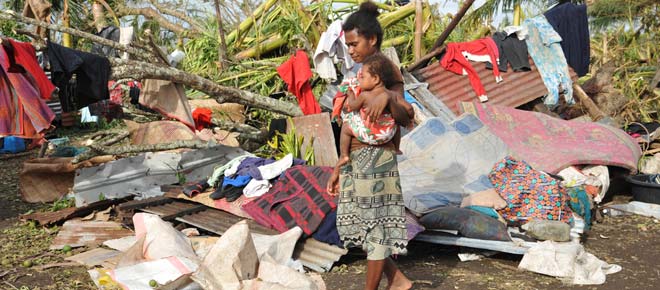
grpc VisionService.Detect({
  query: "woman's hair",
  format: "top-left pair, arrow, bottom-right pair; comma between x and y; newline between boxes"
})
362,53 -> 397,88
342,1 -> 383,49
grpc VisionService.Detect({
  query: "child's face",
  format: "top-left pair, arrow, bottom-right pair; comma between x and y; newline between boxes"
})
358,65 -> 378,91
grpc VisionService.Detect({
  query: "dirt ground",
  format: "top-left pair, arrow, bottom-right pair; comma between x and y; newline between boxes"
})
1,150 -> 659,290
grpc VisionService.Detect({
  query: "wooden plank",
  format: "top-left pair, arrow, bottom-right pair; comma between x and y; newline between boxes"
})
50,220 -> 133,250
288,112 -> 338,167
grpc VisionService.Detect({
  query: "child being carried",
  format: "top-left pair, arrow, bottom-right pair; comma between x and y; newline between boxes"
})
338,53 -> 401,167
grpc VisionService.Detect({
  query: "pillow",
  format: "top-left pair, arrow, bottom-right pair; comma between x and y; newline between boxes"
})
460,188 -> 507,209
419,207 -> 511,241
405,210 -> 425,241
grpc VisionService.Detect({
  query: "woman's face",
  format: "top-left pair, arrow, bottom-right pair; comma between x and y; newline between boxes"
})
344,29 -> 378,63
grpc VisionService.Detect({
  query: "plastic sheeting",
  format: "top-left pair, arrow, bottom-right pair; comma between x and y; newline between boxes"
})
398,114 -> 509,215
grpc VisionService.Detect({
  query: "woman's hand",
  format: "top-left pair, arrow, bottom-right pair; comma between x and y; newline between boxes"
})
362,92 -> 389,123
326,168 -> 340,196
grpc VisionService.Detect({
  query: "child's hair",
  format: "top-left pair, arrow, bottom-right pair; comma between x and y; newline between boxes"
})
362,53 -> 398,89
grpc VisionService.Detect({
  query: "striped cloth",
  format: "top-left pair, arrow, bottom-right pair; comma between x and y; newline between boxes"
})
0,46 -> 54,139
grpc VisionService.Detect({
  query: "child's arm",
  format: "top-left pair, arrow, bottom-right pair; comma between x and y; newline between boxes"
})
345,90 -> 366,112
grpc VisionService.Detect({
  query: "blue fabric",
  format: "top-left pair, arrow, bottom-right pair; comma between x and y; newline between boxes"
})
0,136 -> 26,154
312,209 -> 343,247
223,174 -> 252,187
544,3 -> 590,77
567,186 -> 592,230
524,16 -> 574,107
404,91 -> 417,105
466,206 -> 500,220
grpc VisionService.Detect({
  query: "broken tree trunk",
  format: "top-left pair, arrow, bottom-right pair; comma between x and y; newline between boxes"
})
2,11 -> 302,117
111,59 -> 302,116
72,140 -> 216,164
407,0 -> 475,72
0,10 -> 153,61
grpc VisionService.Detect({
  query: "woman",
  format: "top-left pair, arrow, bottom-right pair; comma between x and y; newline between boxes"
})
326,2 -> 413,290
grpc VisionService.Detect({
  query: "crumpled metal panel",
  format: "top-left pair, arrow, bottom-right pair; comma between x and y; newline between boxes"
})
50,220 -> 133,250
414,231 -> 535,255
415,58 -> 577,115
292,237 -> 347,273
73,145 -> 246,207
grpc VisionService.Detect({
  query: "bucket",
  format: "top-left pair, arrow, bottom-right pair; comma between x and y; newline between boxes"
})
626,174 -> 660,205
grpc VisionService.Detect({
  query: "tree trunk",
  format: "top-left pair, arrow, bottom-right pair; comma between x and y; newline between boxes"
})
413,0 -> 423,61
213,0 -> 229,67
111,59 -> 302,116
225,0 -> 279,45
0,10 -> 154,61
72,140 -> 217,164
62,0 -> 72,47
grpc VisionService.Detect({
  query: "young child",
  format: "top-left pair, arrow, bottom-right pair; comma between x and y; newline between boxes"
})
337,53 -> 401,167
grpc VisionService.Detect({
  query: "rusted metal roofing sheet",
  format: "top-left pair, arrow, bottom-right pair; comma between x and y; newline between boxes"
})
50,220 -> 133,250
415,58 -> 577,115
175,207 -> 278,236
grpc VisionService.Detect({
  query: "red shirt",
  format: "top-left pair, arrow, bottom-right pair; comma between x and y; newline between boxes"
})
8,39 -> 56,100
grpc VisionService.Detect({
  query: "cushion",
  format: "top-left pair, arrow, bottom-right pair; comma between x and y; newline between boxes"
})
419,207 -> 511,241
460,188 -> 507,209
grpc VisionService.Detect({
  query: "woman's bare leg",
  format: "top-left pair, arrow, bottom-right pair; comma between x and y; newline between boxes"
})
365,259 -> 386,290
384,257 -> 412,290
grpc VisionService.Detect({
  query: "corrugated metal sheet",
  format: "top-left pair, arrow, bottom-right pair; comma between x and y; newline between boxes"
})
292,238 -> 347,273
175,207 -> 278,236
123,196 -> 347,272
415,58 -> 577,115
50,220 -> 133,250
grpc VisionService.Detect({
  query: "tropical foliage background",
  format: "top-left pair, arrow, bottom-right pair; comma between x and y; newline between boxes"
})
1,0 -> 659,124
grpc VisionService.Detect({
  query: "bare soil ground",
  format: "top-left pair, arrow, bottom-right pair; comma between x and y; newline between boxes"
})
1,150 -> 659,290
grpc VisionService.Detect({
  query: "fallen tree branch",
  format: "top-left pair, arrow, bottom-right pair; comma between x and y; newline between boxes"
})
35,262 -> 80,271
147,0 -> 204,32
211,118 -> 267,142
100,131 -> 130,146
72,140 -> 217,164
115,5 -> 200,37
111,59 -> 303,116
0,10 -> 154,61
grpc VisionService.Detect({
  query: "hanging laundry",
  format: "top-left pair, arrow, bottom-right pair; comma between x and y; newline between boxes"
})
523,16 -> 574,107
139,79 -> 195,130
277,50 -> 321,115
0,46 -> 54,139
441,38 -> 502,102
313,20 -> 356,81
486,32 -> 530,72
47,42 -> 110,112
544,2 -> 590,77
91,26 -> 121,58
4,39 -> 55,100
